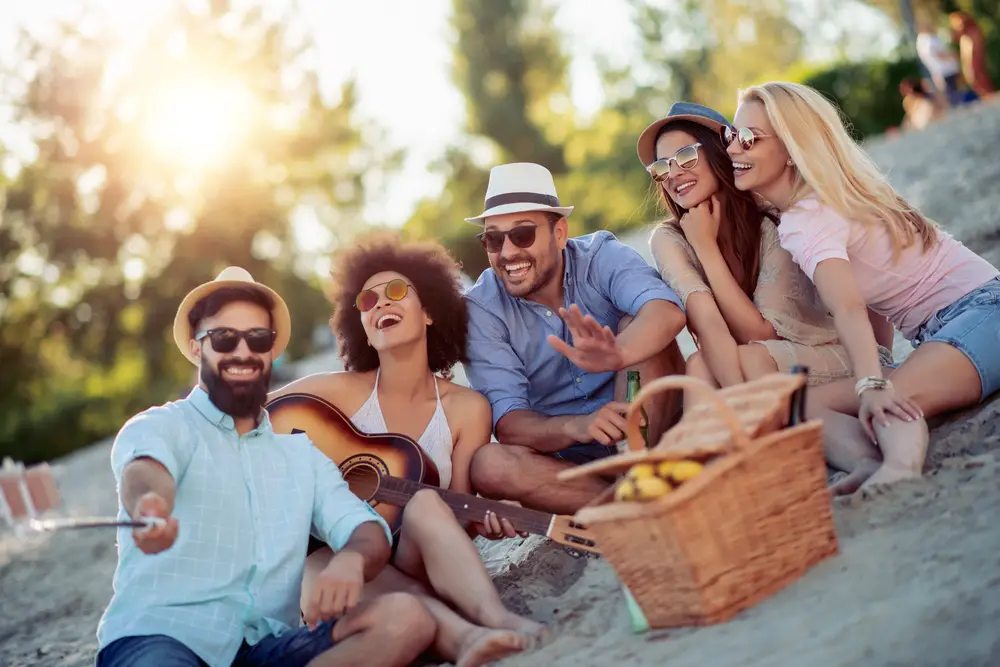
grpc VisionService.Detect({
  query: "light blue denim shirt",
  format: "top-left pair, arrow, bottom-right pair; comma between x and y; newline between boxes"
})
463,230 -> 684,432
96,386 -> 391,667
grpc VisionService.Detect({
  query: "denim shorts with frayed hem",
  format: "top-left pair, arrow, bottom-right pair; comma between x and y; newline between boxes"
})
891,276 -> 1000,401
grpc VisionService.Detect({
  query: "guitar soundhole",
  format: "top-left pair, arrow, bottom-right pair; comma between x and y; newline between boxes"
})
340,454 -> 387,507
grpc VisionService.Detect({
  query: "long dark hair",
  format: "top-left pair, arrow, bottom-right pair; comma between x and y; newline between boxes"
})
653,120 -> 775,298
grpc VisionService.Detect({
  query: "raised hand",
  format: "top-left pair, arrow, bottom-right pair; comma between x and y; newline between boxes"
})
678,195 -> 722,251
547,304 -> 625,373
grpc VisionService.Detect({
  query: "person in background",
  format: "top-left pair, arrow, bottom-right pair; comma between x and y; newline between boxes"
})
916,18 -> 971,108
899,78 -> 946,131
950,10 -> 996,99
726,81 -> 1000,495
639,102 -> 893,398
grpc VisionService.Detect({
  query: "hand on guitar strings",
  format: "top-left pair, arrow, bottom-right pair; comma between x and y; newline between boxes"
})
130,492 -> 179,555
303,550 -> 365,628
473,506 -> 528,541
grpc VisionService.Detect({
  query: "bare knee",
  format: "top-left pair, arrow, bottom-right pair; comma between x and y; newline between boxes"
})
359,592 -> 436,650
401,488 -> 449,533
737,343 -> 776,380
470,444 -> 526,498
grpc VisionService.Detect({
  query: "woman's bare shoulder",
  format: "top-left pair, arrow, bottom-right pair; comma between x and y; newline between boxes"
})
438,380 -> 491,425
268,370 -> 374,405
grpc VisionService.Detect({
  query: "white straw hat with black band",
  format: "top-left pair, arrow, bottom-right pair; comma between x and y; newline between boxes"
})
464,162 -> 574,225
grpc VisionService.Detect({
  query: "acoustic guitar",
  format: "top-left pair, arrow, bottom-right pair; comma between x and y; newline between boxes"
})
265,392 -> 600,558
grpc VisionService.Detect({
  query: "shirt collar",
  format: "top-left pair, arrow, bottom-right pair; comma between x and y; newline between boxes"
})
187,385 -> 271,436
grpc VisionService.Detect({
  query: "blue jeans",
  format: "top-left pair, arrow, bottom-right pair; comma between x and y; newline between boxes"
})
96,622 -> 337,667
896,276 -> 1000,400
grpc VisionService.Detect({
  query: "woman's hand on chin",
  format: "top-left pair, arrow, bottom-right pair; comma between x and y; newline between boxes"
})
680,195 -> 722,251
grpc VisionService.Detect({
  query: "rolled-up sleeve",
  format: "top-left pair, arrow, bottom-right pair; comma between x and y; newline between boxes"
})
110,408 -> 185,483
310,444 -> 392,550
592,235 -> 684,315
777,205 -> 851,280
463,297 -> 530,431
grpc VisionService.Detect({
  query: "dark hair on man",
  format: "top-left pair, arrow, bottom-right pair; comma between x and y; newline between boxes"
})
329,232 -> 469,376
653,119 -> 778,299
187,286 -> 274,335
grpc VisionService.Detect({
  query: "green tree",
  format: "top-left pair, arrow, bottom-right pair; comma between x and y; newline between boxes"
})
0,1 -> 399,463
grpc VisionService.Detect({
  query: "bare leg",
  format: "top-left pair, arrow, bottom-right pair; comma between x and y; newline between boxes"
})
683,350 -> 719,410
863,342 -> 980,488
736,343 -> 779,380
805,342 -> 982,492
805,373 -> 887,495
470,443 -> 608,515
308,592 -> 435,667
393,490 -> 544,637
362,566 -> 530,667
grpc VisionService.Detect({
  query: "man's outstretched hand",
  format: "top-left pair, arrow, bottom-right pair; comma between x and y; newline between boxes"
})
547,304 -> 626,374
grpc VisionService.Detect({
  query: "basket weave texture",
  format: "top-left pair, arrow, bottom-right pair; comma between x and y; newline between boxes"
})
565,374 -> 840,628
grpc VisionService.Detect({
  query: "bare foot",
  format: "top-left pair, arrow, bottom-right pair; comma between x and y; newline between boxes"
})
456,628 -> 531,667
829,457 -> 881,496
859,461 -> 921,491
495,611 -> 547,640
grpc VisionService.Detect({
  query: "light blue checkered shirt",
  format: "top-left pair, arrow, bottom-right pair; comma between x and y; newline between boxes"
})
96,386 -> 391,667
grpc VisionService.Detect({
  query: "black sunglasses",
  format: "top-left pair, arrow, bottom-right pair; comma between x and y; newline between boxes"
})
477,226 -> 539,254
195,327 -> 277,354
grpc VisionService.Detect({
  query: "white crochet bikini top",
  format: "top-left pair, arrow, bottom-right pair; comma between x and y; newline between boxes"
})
349,369 -> 454,490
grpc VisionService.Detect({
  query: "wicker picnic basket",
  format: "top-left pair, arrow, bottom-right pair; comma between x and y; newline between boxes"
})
558,373 -> 839,628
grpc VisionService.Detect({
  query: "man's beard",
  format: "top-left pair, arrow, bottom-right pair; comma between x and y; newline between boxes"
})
497,254 -> 560,298
201,359 -> 271,418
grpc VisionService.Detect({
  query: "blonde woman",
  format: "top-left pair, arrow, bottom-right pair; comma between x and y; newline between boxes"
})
639,102 -> 894,392
726,81 -> 1000,494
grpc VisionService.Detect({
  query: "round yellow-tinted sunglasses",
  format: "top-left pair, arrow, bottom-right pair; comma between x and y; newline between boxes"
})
355,278 -> 413,312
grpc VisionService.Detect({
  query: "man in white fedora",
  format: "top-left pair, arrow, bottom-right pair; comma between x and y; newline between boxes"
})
96,267 -> 436,667
462,163 -> 687,515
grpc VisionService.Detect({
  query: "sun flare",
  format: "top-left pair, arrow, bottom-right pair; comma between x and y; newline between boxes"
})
141,78 -> 254,170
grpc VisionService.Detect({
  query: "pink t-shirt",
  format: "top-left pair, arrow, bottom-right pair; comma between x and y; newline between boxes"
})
778,198 -> 999,340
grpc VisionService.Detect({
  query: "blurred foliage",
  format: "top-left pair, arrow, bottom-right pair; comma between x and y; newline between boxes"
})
0,1 -> 400,463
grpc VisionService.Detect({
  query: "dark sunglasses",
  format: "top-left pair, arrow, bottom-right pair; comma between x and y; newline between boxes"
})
195,327 -> 276,354
722,125 -> 773,151
355,278 -> 413,312
646,143 -> 702,183
477,226 -> 538,254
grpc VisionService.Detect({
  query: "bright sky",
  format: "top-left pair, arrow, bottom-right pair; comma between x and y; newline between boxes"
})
3,0 -> 897,230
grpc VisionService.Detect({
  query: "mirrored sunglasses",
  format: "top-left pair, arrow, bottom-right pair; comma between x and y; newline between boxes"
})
477,226 -> 538,254
646,143 -> 702,183
195,327 -> 276,354
355,278 -> 412,312
722,125 -> 772,151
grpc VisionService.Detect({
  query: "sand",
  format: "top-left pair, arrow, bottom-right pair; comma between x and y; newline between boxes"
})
2,100 -> 1000,667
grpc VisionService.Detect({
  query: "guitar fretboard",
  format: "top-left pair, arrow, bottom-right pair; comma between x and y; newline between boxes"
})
375,476 -> 554,535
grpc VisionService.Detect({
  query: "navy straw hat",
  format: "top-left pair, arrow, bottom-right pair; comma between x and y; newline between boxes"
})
636,102 -> 730,167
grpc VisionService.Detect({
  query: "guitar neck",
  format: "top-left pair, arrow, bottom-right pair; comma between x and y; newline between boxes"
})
374,476 -> 554,536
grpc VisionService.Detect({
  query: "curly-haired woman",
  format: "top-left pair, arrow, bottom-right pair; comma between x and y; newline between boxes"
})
269,232 -> 543,667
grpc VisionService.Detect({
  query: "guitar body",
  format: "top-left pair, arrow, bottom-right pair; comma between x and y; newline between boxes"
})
266,392 -> 440,539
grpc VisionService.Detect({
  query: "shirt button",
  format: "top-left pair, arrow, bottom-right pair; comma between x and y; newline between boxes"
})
575,377 -> 582,383
545,310 -> 552,316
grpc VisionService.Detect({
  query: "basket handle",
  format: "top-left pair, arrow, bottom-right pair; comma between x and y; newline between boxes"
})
626,375 -> 752,452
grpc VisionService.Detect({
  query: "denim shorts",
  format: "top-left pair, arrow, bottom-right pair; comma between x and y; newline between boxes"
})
96,623 -> 337,667
896,276 -> 1000,400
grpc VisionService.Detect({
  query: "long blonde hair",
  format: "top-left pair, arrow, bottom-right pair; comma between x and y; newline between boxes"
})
738,81 -> 938,257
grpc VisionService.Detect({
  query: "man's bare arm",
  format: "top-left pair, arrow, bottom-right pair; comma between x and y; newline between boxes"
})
494,410 -> 585,453
337,521 -> 392,582
615,299 -> 686,368
120,457 -> 176,518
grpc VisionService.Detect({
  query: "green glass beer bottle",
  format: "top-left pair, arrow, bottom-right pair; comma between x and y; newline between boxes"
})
625,370 -> 649,447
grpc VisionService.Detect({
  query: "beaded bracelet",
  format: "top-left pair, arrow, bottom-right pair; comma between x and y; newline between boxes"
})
855,375 -> 893,398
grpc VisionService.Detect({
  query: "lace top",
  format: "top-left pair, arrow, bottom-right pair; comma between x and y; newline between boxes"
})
649,219 -> 868,382
350,369 -> 455,489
